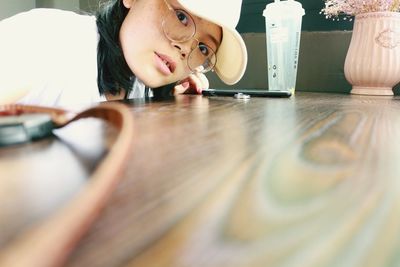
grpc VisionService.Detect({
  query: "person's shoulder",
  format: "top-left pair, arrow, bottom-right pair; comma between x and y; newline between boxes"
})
29,8 -> 95,23
14,8 -> 93,19
1,8 -> 95,29
2,8 -> 71,21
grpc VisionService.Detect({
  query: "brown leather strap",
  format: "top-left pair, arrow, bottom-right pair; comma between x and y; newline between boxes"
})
0,102 -> 134,267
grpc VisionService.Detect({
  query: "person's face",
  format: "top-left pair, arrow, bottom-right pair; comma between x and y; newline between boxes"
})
120,0 -> 222,88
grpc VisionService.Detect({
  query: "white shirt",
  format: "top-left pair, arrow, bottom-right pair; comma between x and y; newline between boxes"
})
0,8 -> 147,108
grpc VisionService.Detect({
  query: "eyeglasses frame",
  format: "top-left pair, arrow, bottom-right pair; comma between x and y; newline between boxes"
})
160,0 -> 217,73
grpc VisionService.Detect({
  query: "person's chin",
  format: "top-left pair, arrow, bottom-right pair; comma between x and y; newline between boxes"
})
136,70 -> 175,88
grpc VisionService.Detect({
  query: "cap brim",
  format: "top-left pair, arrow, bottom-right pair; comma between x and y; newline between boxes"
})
176,0 -> 248,85
215,28 -> 247,85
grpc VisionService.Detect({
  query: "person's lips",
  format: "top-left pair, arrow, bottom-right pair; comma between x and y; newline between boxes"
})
154,52 -> 176,75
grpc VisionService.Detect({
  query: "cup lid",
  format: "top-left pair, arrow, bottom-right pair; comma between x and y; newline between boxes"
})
263,0 -> 305,18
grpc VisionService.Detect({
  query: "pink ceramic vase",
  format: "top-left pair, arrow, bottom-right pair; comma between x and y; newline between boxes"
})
344,12 -> 400,96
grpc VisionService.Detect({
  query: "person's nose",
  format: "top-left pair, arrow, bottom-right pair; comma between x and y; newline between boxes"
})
173,45 -> 186,59
172,39 -> 197,59
173,43 -> 189,59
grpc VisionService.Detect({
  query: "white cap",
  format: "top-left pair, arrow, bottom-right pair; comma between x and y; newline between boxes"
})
177,0 -> 248,85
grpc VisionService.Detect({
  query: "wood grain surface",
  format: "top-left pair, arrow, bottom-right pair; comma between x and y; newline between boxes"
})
1,92 -> 400,267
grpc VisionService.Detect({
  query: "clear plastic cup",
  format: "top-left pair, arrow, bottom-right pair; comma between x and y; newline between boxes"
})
263,0 -> 305,93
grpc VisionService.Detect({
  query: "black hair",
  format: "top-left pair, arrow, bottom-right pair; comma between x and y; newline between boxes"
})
96,0 -> 134,96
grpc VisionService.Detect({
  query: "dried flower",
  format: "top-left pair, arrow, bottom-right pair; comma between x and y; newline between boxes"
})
321,0 -> 400,20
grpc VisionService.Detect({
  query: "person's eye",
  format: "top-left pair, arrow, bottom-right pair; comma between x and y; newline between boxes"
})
198,43 -> 210,56
175,10 -> 189,26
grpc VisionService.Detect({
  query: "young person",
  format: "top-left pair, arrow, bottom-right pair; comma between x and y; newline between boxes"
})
0,0 -> 247,107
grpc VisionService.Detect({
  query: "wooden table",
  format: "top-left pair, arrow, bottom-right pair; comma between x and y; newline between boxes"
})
1,92 -> 400,267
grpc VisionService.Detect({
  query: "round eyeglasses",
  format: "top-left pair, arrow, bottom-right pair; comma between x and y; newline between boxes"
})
161,0 -> 217,73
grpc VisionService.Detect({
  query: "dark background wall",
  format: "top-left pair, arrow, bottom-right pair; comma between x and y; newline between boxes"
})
207,0 -> 360,93
211,0 -> 399,94
238,0 -> 353,32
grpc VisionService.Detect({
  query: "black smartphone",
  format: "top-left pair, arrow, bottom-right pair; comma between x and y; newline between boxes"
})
202,88 -> 292,98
